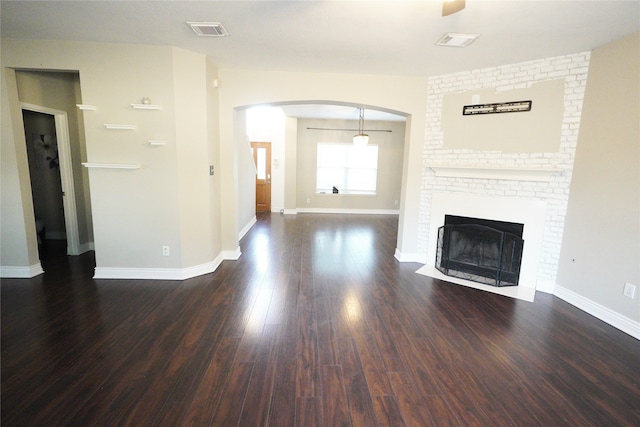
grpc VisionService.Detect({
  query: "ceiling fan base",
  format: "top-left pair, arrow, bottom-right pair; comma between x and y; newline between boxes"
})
442,0 -> 466,17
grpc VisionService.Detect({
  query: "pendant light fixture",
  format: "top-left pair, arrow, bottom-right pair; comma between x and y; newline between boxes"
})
353,108 -> 369,146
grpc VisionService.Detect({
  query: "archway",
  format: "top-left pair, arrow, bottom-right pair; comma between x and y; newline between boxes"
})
238,100 -> 410,237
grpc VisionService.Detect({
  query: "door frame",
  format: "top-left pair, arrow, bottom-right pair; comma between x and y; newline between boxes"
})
21,102 -> 80,256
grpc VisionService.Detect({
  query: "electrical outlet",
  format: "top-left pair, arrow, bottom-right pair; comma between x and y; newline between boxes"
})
623,282 -> 636,299
209,165 -> 214,176
162,246 -> 170,256
306,198 -> 310,204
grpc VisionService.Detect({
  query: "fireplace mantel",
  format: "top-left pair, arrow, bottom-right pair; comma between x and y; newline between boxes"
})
427,165 -> 564,182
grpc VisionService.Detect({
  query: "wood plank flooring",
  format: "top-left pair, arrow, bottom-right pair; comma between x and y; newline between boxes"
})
2,213 -> 639,426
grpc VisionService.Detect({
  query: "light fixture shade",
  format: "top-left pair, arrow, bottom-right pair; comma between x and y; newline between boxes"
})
353,134 -> 369,146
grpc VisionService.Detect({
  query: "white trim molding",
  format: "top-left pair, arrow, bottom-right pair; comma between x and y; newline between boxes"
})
394,249 -> 425,263
427,165 -> 565,182
554,285 -> 640,340
535,279 -> 557,294
297,208 -> 400,215
239,216 -> 257,241
94,254 -> 224,281
0,263 -> 44,278
21,102 -> 81,256
222,247 -> 242,261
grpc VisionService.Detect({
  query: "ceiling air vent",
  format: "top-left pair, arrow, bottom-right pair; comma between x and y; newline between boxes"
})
187,22 -> 229,37
436,32 -> 480,47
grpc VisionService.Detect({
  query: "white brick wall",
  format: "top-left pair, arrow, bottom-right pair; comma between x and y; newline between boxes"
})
419,51 -> 590,284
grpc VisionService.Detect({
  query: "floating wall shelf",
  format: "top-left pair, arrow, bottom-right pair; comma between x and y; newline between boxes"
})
82,162 -> 140,170
147,140 -> 166,146
76,104 -> 97,111
131,104 -> 161,110
104,124 -> 136,130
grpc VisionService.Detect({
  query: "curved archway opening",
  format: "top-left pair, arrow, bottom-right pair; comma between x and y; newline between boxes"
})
234,99 -> 411,246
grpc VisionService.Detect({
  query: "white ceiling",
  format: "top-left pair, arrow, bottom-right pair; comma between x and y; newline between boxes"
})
2,0 -> 638,120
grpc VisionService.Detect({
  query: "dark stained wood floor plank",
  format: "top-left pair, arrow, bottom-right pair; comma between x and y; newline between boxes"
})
2,213 -> 639,427
372,395 -> 406,427
337,338 -> 379,427
181,337 -> 241,427
321,364 -> 352,427
296,396 -> 323,427
209,361 -> 254,426
267,252 -> 303,426
238,323 -> 280,426
387,370 -> 435,426
316,295 -> 340,366
296,296 -> 321,398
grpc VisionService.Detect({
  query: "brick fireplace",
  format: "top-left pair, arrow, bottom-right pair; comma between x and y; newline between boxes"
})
415,51 -> 590,301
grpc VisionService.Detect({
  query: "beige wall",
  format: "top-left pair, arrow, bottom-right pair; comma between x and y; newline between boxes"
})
284,116 -> 298,212
442,79 -> 564,153
216,68 -> 428,256
295,118 -> 404,211
206,59 -> 222,257
173,47 -> 215,267
1,39 -> 219,275
1,68 -> 36,269
236,110 -> 257,237
557,33 -> 640,322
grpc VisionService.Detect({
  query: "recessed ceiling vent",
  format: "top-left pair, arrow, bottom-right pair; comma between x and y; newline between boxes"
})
187,22 -> 229,37
436,32 -> 480,47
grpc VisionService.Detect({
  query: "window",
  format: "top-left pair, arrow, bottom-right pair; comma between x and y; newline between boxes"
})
316,143 -> 378,195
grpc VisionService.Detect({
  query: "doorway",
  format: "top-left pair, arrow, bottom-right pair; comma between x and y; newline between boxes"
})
21,103 -> 81,256
251,141 -> 272,212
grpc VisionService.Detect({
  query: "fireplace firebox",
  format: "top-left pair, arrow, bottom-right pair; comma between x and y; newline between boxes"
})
436,215 -> 524,287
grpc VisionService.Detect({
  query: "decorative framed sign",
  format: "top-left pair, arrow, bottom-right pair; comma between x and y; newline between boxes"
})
463,100 -> 532,115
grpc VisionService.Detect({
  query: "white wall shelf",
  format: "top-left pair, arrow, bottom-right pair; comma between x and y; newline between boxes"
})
76,104 -> 97,111
82,162 -> 140,170
427,165 -> 564,182
147,140 -> 166,146
131,104 -> 161,110
104,124 -> 136,130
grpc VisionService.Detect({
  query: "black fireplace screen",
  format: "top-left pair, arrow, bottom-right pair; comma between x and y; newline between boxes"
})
436,216 -> 524,287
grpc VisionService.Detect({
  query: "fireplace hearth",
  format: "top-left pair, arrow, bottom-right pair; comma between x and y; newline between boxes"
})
436,215 -> 524,287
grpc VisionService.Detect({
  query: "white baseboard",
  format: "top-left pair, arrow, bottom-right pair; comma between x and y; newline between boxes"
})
94,253 -> 225,281
221,247 -> 242,260
180,253 -> 224,279
0,263 -> 44,278
553,285 -> 640,340
282,209 -> 298,215
297,208 -> 400,215
394,248 -> 426,263
410,264 -> 638,339
535,279 -> 556,294
239,216 -> 257,241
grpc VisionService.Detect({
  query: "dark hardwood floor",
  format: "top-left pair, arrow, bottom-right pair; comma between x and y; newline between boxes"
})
2,213 -> 639,426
